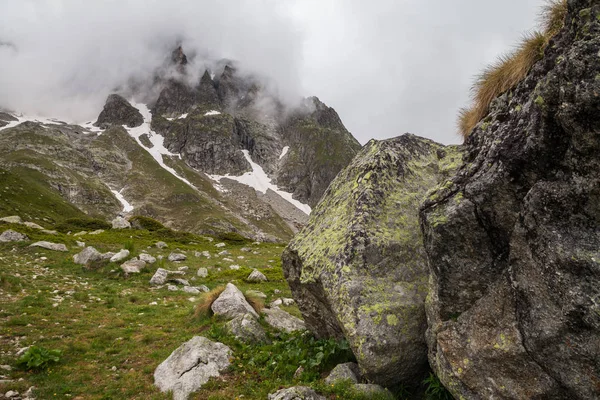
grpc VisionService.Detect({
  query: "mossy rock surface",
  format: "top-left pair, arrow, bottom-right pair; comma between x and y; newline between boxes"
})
283,134 -> 462,387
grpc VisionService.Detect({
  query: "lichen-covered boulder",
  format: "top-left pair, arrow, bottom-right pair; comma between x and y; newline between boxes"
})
420,2 -> 600,399
0,230 -> 28,242
262,307 -> 306,333
73,246 -> 103,265
283,134 -> 462,386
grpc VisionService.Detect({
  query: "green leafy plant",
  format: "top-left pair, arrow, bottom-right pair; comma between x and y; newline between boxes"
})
423,372 -> 453,400
16,345 -> 62,371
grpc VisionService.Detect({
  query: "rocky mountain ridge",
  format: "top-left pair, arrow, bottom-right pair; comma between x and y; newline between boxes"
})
0,47 -> 361,242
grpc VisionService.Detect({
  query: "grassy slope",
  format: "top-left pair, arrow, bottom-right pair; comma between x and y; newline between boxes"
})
0,223 -> 393,400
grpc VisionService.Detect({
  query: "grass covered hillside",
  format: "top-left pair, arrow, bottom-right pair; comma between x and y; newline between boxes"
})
0,218 -> 416,400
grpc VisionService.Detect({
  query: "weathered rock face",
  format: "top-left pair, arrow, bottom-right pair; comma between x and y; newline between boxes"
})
95,94 -> 143,129
267,386 -> 326,400
420,2 -> 600,399
283,134 -> 462,386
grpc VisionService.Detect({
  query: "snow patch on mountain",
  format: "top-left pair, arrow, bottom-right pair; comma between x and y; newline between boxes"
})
125,103 -> 195,189
279,146 -> 289,160
111,189 -> 134,212
209,150 -> 311,215
204,110 -> 221,116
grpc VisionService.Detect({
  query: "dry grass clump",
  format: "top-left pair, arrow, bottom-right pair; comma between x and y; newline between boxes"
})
193,285 -> 265,319
194,285 -> 226,319
458,0 -> 568,139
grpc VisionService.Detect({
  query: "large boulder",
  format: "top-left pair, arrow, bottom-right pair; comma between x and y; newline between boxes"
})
262,308 -> 306,333
94,94 -> 143,129
154,336 -> 231,400
226,313 -> 269,344
211,283 -> 258,320
282,134 -> 461,386
420,2 -> 600,399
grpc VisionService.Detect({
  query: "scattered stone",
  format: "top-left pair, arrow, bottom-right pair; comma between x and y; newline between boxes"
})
274,289 -> 281,294
0,365 -> 12,371
229,264 -> 240,270
139,253 -> 156,264
237,256 -> 245,259
0,230 -> 28,243
222,257 -> 234,262
226,313 -> 269,343
325,362 -> 360,384
5,390 -> 19,398
101,252 -> 116,260
23,221 -> 44,230
196,285 -> 210,293
29,241 -> 68,252
73,231 -> 87,236
171,278 -> 190,286
111,217 -> 131,229
352,384 -> 393,398
268,386 -> 325,400
154,336 -> 231,400
245,290 -> 267,299
218,250 -> 230,256
247,269 -> 267,282
76,241 -> 86,247
110,249 -> 130,263
178,266 -> 189,272
215,242 -> 226,248
183,286 -> 201,294
167,285 -> 178,291
150,268 -> 169,285
282,298 -> 295,306
0,216 -> 21,224
168,252 -> 186,262
270,299 -> 283,308
263,308 -> 305,333
294,366 -> 305,379
41,229 -> 58,235
120,259 -> 145,274
155,241 -> 168,249
88,229 -> 104,235
240,247 -> 252,252
211,283 -> 259,319
197,267 -> 208,278
73,246 -> 103,265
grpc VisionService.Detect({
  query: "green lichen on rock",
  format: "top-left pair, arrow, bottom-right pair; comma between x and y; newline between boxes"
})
282,134 -> 463,387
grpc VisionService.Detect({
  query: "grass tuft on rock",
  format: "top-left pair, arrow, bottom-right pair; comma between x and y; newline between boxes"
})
458,0 -> 567,139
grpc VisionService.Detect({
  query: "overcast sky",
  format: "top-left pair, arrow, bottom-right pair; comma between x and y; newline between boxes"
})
0,0 -> 546,144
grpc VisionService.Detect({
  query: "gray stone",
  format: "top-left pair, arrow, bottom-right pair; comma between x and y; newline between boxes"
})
247,269 -> 267,282
167,285 -> 178,292
0,230 -> 28,243
111,217 -> 131,229
282,298 -> 295,306
0,216 -> 21,224
263,308 -> 305,333
139,253 -> 156,264
154,336 -> 231,400
420,3 -> 600,399
325,362 -> 360,384
171,278 -> 190,286
215,242 -> 226,248
73,246 -> 103,265
211,283 -> 259,320
228,264 -> 240,270
120,259 -> 145,274
168,252 -> 186,262
5,390 -> 19,399
88,229 -> 104,235
149,268 -> 169,286
270,299 -> 283,308
268,386 -> 325,400
283,134 -> 461,387
76,241 -> 86,247
101,252 -> 116,260
217,250 -> 230,256
352,384 -> 393,398
240,247 -> 252,252
197,267 -> 208,278
183,286 -> 201,294
155,241 -> 168,249
29,241 -> 68,252
226,313 -> 269,344
23,221 -> 44,230
110,249 -> 130,263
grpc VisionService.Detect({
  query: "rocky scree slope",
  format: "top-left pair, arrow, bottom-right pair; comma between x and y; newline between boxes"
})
0,48 -> 360,242
283,134 -> 462,388
420,1 -> 600,398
